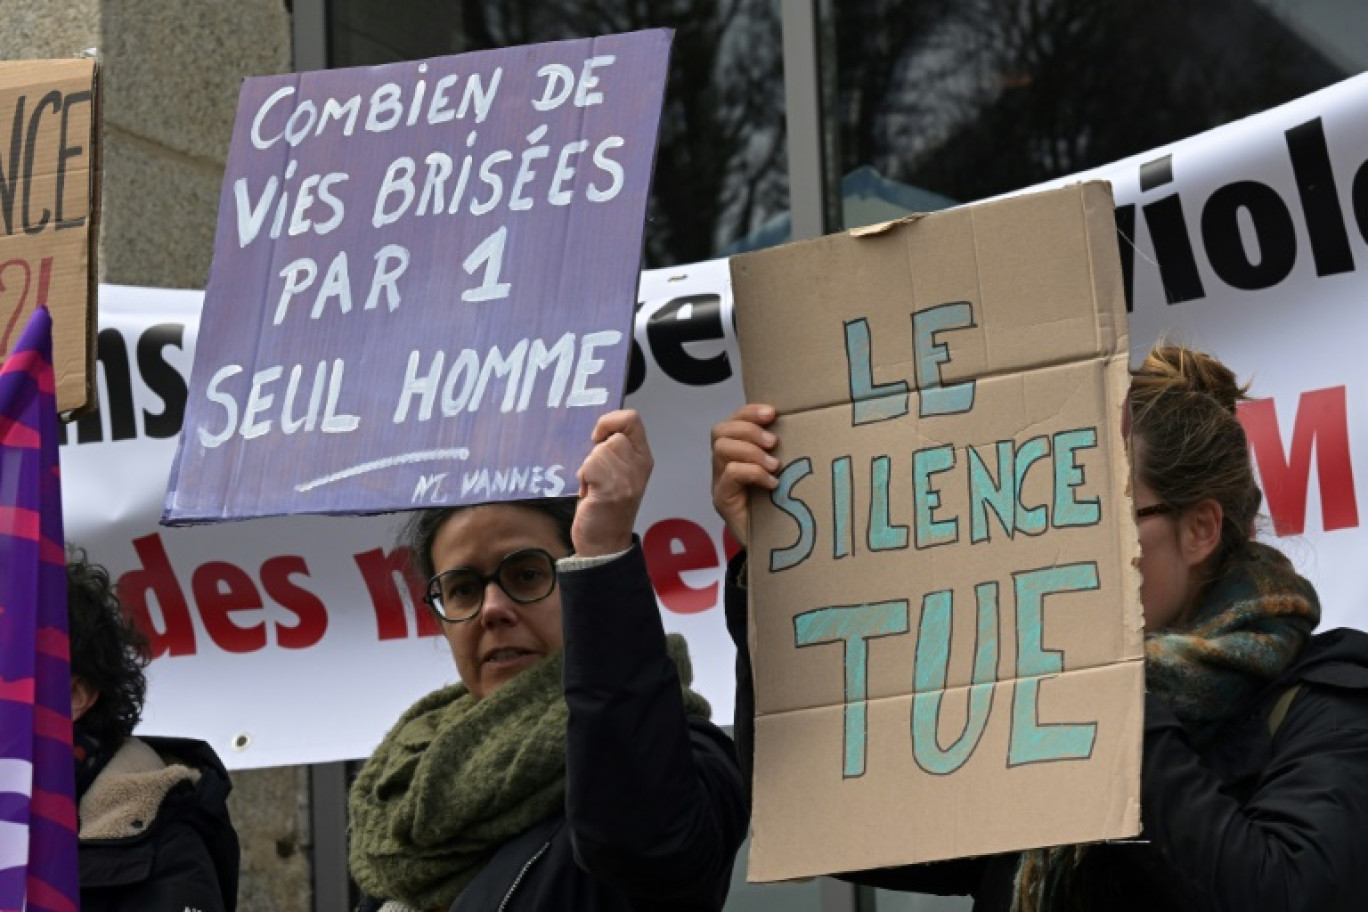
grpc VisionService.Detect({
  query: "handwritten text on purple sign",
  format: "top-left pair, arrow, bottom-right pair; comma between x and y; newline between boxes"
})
196,51 -> 646,506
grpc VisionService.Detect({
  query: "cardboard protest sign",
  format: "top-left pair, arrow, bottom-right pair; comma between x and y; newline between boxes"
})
731,182 -> 1144,881
164,30 -> 671,523
0,58 -> 99,417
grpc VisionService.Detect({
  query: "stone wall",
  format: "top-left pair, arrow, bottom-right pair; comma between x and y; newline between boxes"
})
1,3 -> 315,909
99,0 -> 292,288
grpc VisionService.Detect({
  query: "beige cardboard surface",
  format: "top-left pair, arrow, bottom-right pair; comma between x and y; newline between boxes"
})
731,182 -> 1143,882
0,58 -> 99,416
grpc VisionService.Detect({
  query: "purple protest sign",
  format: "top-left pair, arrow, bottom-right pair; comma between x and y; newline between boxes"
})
164,30 -> 671,522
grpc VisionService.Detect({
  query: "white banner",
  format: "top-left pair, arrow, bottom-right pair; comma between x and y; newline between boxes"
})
62,262 -> 745,770
1040,72 -> 1368,634
64,74 -> 1368,769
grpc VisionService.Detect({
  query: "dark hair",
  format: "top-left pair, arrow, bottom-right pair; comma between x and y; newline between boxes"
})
66,548 -> 150,743
399,498 -> 577,583
1128,345 -> 1261,576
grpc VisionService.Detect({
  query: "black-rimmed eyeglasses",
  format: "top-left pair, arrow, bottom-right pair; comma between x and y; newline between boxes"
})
1135,503 -> 1176,521
424,548 -> 559,623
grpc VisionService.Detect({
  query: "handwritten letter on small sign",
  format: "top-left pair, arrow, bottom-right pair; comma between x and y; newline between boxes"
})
731,183 -> 1144,882
0,59 -> 98,417
164,30 -> 671,522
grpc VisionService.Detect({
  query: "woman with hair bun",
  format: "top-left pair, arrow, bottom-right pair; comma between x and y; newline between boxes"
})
711,345 -> 1368,911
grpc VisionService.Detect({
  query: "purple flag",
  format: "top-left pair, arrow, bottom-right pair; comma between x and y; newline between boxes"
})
0,306 -> 78,912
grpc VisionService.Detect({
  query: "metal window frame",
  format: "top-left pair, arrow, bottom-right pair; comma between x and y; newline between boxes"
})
781,0 -> 837,241
309,761 -> 351,910
293,0 -> 329,71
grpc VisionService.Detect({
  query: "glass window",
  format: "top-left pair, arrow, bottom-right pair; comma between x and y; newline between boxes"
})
870,890 -> 973,911
831,0 -> 1365,223
724,836 -> 826,910
326,0 -> 789,267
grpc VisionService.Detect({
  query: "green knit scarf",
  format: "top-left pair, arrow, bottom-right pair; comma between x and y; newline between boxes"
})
348,635 -> 711,911
1011,541 -> 1319,912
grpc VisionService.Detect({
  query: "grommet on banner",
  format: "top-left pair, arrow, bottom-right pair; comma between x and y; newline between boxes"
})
232,733 -> 252,751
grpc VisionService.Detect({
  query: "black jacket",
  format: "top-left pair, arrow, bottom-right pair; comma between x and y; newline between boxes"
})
725,552 -> 1368,911
78,735 -> 239,912
359,543 -> 747,912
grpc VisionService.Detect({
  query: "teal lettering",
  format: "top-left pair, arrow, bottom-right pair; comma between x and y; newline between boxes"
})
844,318 -> 909,425
1008,563 -> 1100,766
770,458 -> 816,572
913,445 -> 958,548
833,455 -> 854,559
913,302 -> 976,416
1052,428 -> 1100,528
969,441 -> 1015,543
869,455 -> 908,551
794,601 -> 911,777
1014,436 -> 1049,535
912,583 -> 999,774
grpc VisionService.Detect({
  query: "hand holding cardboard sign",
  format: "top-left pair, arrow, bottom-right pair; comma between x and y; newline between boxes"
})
710,403 -> 780,548
573,409 -> 653,558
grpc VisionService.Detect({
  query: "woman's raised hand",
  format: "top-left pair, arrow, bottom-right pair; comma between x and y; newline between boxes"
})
573,409 -> 654,558
710,404 -> 780,549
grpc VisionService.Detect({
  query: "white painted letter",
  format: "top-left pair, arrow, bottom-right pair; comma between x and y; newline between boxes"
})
366,83 -> 404,133
462,68 -> 502,123
587,137 -> 625,202
417,152 -> 453,216
318,95 -> 361,137
470,340 -> 529,413
251,86 -> 295,150
281,362 -> 326,434
288,173 -> 322,236
312,173 -> 348,235
394,350 -> 444,423
574,55 -> 615,106
199,365 -> 243,448
274,258 -> 318,325
548,140 -> 587,206
311,251 -> 353,320
518,333 -> 576,410
568,330 -> 622,406
365,244 -> 410,312
241,366 -> 283,440
321,359 -> 361,433
441,349 -> 481,415
532,64 -> 574,111
373,157 -> 416,228
461,227 -> 511,302
234,176 -> 278,247
428,74 -> 458,123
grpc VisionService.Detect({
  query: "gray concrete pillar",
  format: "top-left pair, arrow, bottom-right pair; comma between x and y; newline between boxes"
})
2,3 -> 314,910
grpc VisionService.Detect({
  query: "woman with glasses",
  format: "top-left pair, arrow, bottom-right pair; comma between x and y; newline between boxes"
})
349,410 -> 746,912
711,345 -> 1368,911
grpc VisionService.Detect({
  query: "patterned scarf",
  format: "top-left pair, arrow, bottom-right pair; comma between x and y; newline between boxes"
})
348,635 -> 711,911
1011,541 -> 1319,912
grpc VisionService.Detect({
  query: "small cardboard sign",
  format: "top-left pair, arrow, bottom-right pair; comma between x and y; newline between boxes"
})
731,183 -> 1144,882
0,58 -> 99,417
164,30 -> 671,523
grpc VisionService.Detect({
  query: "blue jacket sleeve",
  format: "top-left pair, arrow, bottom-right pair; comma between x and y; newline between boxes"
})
560,540 -> 747,908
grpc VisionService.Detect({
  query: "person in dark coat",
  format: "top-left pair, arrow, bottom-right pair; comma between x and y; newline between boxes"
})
710,345 -> 1368,911
67,551 -> 240,912
348,410 -> 747,912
